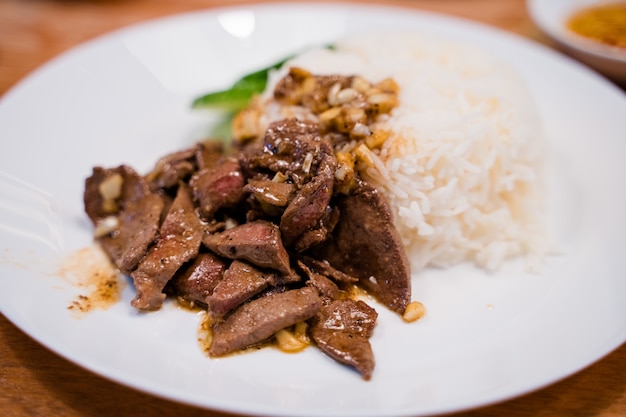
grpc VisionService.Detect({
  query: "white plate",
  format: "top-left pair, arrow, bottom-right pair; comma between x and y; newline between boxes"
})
1,3 -> 626,417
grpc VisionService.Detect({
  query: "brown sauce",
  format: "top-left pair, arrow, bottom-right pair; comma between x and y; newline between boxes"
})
174,296 -> 206,312
197,311 -> 213,355
567,3 -> 626,49
61,245 -> 124,316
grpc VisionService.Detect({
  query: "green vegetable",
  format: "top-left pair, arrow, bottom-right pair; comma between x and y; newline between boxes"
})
192,44 -> 335,142
191,55 -> 294,111
191,44 -> 335,112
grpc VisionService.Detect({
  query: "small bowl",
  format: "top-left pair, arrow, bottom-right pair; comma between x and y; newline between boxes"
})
527,0 -> 626,83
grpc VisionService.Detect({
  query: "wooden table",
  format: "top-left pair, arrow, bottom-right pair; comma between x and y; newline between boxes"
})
1,0 -> 624,416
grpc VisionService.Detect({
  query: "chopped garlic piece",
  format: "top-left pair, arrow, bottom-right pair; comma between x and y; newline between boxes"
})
402,301 -> 427,323
94,216 -> 119,238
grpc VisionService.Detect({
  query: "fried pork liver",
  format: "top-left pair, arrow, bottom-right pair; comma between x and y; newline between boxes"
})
210,287 -> 322,356
315,179 -> 411,314
202,220 -> 292,275
145,145 -> 198,191
190,157 -> 245,219
99,194 -> 164,275
84,165 -> 164,274
206,260 -> 279,320
84,165 -> 150,223
243,179 -> 295,207
309,299 -> 378,380
130,184 -> 204,310
167,252 -> 228,306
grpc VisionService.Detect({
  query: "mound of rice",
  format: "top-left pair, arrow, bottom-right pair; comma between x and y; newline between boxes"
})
261,32 -> 549,271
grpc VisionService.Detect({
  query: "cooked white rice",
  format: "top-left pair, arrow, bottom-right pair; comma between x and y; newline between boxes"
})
262,32 -> 549,271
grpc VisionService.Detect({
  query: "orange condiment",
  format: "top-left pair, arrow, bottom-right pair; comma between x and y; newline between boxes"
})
567,3 -> 626,48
